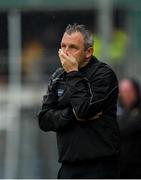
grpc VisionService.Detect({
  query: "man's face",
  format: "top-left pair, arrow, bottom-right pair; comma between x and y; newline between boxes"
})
119,80 -> 137,108
60,32 -> 92,66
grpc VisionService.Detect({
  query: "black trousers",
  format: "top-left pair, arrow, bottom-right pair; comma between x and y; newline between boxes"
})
120,162 -> 141,179
58,156 -> 120,179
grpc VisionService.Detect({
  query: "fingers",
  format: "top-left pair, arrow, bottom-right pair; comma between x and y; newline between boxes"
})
58,48 -> 77,64
58,49 -> 78,72
58,49 -> 65,68
59,49 -> 69,61
58,49 -> 75,62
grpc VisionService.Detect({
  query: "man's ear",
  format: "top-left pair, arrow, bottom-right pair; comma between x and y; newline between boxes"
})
85,47 -> 93,59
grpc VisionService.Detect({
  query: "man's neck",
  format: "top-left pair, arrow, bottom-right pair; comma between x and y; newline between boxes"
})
79,57 -> 91,69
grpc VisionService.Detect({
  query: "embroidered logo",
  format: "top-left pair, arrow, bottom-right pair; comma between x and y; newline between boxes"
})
57,89 -> 64,97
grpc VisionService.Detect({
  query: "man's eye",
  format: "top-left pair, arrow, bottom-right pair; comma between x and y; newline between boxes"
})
70,46 -> 78,49
61,44 -> 66,48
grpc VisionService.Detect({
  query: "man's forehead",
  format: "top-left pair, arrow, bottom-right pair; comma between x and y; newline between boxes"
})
61,32 -> 84,43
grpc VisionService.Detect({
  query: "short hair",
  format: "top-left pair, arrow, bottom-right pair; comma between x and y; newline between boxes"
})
65,23 -> 94,50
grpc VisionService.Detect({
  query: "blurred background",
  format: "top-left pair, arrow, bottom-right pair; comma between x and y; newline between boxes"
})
0,0 -> 141,178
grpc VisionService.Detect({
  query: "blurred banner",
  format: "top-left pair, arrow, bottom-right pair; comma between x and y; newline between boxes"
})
0,0 -> 140,9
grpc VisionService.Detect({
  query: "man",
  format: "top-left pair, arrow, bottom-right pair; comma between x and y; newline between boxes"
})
38,23 -> 120,178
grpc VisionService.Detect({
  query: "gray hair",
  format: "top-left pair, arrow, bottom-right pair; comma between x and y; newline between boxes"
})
65,23 -> 94,50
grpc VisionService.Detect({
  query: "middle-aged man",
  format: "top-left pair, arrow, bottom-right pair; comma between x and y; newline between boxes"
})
38,23 -> 120,179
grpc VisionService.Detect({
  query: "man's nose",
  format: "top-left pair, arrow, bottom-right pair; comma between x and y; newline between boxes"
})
64,47 -> 69,55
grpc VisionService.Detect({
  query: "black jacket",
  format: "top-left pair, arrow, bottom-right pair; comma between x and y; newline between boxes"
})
38,56 -> 120,163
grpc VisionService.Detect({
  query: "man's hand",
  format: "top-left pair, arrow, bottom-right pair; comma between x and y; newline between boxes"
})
58,49 -> 78,73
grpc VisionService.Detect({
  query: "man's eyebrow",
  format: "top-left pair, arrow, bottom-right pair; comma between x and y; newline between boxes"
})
61,42 -> 77,46
61,42 -> 65,46
69,44 -> 78,48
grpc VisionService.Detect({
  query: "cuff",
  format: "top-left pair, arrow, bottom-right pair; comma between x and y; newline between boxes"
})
66,71 -> 83,78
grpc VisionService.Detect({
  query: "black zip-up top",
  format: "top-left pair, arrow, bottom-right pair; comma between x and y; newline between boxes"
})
38,56 -> 120,163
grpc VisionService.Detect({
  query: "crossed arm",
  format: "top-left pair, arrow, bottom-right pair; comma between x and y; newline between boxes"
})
38,64 -> 118,132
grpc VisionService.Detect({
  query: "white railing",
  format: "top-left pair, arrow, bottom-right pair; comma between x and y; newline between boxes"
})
0,87 -> 46,178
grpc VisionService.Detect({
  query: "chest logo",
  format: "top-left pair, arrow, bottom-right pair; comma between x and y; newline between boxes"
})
57,89 -> 64,97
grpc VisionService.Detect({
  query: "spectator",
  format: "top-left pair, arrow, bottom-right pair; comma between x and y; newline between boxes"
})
118,78 -> 141,178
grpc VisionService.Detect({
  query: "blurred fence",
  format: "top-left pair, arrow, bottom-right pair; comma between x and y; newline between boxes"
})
0,0 -> 141,178
0,86 -> 60,178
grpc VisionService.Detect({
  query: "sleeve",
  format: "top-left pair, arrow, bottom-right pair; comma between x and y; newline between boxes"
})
66,65 -> 119,120
38,106 -> 75,132
37,76 -> 75,132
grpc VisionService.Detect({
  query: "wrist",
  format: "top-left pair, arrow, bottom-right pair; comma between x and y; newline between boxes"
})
66,69 -> 78,73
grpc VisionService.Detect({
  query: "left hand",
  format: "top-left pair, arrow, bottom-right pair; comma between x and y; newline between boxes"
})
58,49 -> 78,73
